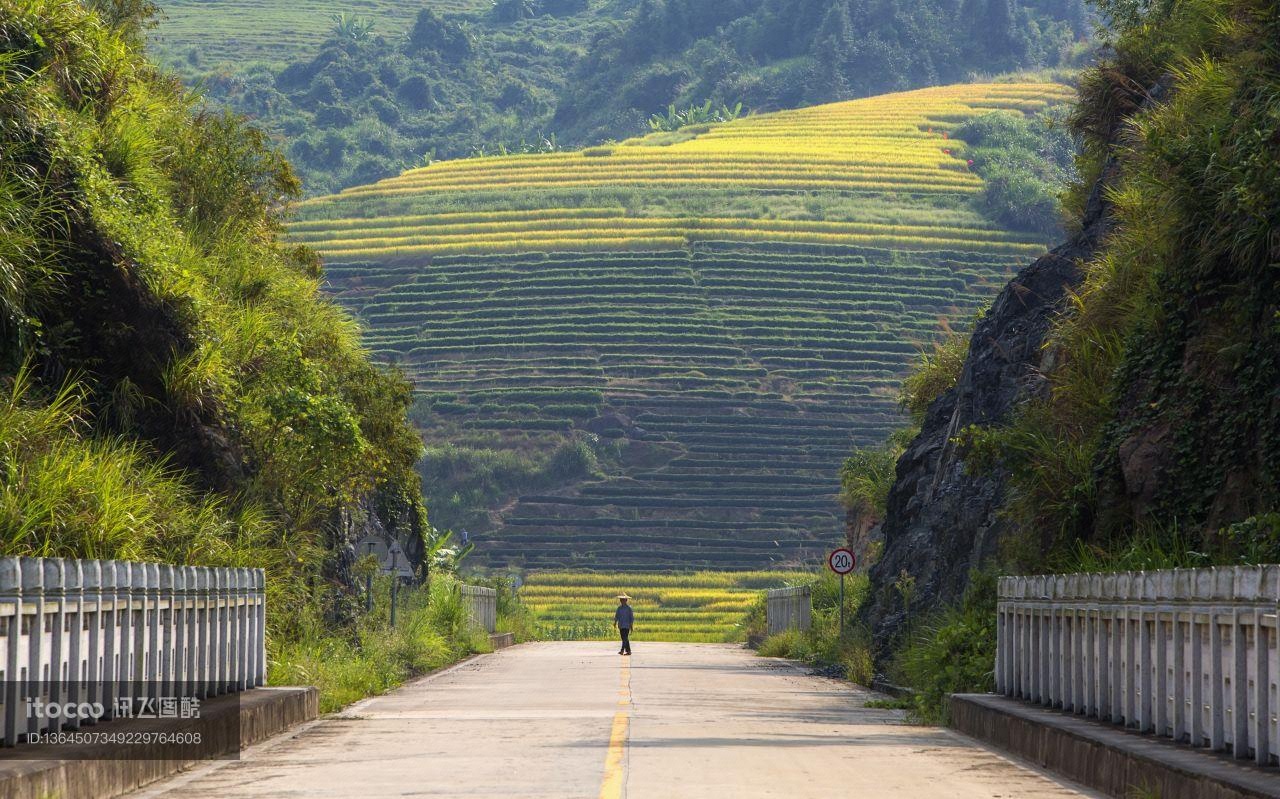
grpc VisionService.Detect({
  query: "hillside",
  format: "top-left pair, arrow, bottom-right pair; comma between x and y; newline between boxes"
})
148,0 -> 1085,194
294,81 -> 1073,571
151,0 -> 484,69
151,4 -> 606,194
0,0 -> 424,632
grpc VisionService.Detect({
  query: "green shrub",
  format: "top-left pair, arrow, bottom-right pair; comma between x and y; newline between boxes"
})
269,574 -> 489,713
758,628 -> 809,659
547,439 -> 599,479
840,427 -> 916,526
730,594 -> 767,644
745,572 -> 875,685
954,109 -> 1075,236
892,572 -> 997,724
899,331 -> 970,422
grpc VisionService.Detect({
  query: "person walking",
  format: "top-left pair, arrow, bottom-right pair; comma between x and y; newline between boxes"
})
614,594 -> 633,655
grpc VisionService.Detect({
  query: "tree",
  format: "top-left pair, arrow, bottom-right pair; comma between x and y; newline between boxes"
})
810,1 -> 854,98
492,0 -> 536,23
86,0 -> 156,41
979,0 -> 1029,69
330,13 -> 375,42
407,9 -> 475,60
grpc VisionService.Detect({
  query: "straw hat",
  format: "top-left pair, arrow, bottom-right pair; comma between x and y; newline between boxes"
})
617,593 -> 631,600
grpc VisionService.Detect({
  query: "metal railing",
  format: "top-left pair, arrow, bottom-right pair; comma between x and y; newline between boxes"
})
997,567 -> 1280,766
0,557 -> 266,745
766,585 -> 811,636
461,584 -> 496,634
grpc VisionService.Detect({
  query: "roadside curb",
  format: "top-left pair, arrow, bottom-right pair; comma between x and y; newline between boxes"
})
0,687 -> 317,799
951,693 -> 1280,799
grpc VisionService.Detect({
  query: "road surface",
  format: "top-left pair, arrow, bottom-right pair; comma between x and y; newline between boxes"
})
135,642 -> 1095,798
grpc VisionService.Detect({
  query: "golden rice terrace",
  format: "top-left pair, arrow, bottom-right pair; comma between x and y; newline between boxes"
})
294,82 -> 1072,571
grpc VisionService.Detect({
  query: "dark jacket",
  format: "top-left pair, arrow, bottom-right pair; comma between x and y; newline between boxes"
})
614,605 -> 634,628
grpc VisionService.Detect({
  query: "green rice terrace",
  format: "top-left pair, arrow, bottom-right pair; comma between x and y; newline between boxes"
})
521,571 -> 796,643
293,82 -> 1072,571
151,0 -> 484,68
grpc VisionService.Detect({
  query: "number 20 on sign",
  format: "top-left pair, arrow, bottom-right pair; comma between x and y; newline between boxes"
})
828,548 -> 855,575
828,548 -> 856,634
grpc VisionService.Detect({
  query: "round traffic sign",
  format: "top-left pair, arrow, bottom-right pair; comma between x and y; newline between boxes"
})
828,547 -> 856,575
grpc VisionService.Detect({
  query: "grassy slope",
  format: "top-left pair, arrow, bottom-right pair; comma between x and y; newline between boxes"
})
295,81 -> 1072,572
0,0 -> 424,636
520,571 -> 797,642
151,0 -> 485,69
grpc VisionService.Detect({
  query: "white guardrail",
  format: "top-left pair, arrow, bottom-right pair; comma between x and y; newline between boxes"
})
997,567 -> 1280,766
0,557 -> 265,746
461,584 -> 497,634
766,585 -> 812,636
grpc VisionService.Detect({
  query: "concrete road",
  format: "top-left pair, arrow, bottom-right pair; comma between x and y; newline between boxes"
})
134,642 -> 1096,799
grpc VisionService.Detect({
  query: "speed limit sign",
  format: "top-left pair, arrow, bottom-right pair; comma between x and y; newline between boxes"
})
828,548 -> 856,575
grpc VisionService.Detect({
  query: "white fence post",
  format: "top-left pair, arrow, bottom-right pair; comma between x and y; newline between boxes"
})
0,558 -> 268,747
998,565 -> 1280,767
765,586 -> 812,637
1,558 -> 20,746
102,561 -> 119,720
253,568 -> 266,686
21,557 -> 43,741
460,585 -> 498,634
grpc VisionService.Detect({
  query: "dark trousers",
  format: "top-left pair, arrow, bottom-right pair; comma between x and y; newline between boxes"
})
619,627 -> 631,654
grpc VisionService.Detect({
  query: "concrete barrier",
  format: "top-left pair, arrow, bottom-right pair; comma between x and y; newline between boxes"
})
952,693 -> 1280,799
766,585 -> 811,636
0,557 -> 265,747
489,632 -> 516,650
997,567 -> 1280,767
0,685 -> 318,799
461,584 -> 497,634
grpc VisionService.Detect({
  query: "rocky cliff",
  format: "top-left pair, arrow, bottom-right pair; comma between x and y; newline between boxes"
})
860,157 -> 1119,656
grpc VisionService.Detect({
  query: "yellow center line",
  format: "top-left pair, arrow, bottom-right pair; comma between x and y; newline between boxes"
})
599,659 -> 631,799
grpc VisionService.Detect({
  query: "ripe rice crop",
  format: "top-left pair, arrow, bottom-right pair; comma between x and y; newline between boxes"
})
520,571 -> 802,641
293,82 -> 1073,259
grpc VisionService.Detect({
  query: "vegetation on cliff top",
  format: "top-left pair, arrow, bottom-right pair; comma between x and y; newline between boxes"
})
0,0 -> 424,644
970,0 -> 1280,566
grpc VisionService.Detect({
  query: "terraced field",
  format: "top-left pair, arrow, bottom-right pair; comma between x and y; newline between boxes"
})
151,0 -> 484,67
297,82 -> 1073,571
521,571 -> 797,642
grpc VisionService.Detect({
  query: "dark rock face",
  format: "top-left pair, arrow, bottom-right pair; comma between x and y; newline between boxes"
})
860,161 -> 1119,658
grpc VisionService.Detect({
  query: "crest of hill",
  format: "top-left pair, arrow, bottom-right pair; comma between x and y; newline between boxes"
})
294,81 -> 1072,572
294,81 -> 1071,256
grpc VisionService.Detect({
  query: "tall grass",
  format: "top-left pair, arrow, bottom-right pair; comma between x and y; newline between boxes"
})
269,573 -> 492,713
749,572 -> 873,684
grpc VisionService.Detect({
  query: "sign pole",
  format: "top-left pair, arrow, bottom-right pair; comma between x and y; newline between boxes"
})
390,551 -> 399,629
826,547 -> 856,640
365,541 -> 375,614
839,572 -> 845,638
